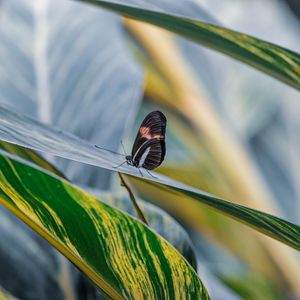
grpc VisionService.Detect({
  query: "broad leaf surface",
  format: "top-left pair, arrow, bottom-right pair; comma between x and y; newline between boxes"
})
0,0 -> 143,188
1,106 -> 300,251
0,142 -> 199,298
89,188 -> 198,269
0,141 -> 198,268
79,0 -> 300,90
0,151 -> 208,300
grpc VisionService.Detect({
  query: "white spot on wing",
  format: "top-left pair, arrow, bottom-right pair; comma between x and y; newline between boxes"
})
139,147 -> 150,167
132,140 -> 148,162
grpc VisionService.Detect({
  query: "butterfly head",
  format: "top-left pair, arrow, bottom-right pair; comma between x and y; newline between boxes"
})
126,155 -> 134,166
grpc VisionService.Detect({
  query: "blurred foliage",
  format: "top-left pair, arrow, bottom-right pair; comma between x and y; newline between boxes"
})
221,273 -> 285,300
120,1 -> 300,298
0,0 -> 300,299
0,0 -> 143,189
83,0 -> 300,90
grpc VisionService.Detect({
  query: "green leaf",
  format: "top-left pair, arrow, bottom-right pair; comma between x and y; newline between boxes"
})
0,141 -> 64,178
0,142 -> 199,297
221,272 -> 285,300
89,188 -> 198,270
139,179 -> 300,251
0,140 -> 198,269
79,0 -> 300,90
0,150 -> 209,300
0,141 -> 199,271
1,105 -> 300,251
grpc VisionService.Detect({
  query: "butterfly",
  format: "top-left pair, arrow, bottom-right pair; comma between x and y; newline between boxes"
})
96,110 -> 166,176
125,110 -> 166,171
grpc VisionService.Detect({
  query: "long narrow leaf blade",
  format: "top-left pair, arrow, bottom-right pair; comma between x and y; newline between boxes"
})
1,106 -> 300,251
141,180 -> 300,251
79,0 -> 300,90
0,151 -> 209,300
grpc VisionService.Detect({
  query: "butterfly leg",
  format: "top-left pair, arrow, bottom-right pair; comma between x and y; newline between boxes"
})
138,168 -> 144,177
145,169 -> 157,179
113,161 -> 127,169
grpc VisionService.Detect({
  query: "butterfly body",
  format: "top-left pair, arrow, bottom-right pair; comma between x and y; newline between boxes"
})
125,155 -> 135,167
126,111 -> 166,171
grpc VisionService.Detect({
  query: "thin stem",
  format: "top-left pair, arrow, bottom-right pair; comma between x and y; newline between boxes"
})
118,173 -> 148,225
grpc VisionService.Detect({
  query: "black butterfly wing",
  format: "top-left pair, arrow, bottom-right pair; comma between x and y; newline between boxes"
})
131,111 -> 166,157
132,138 -> 166,170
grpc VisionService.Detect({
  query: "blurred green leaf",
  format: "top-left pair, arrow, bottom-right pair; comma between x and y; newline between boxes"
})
0,150 -> 208,300
80,0 -> 300,90
221,273 -> 284,300
1,105 -> 300,251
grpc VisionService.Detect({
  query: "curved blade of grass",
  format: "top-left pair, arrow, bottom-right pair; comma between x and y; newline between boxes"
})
79,0 -> 300,90
1,105 -> 300,250
0,150 -> 209,300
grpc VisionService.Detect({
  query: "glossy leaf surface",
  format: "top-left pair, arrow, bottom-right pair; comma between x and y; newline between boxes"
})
0,140 -> 198,269
80,0 -> 300,90
1,105 -> 300,251
0,0 -> 143,188
0,151 -> 208,300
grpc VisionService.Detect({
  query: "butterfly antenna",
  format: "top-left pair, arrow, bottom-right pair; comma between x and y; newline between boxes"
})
113,161 -> 127,169
94,145 -> 125,157
120,140 -> 127,156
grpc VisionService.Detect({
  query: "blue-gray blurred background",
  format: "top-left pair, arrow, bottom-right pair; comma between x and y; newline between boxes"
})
0,0 -> 299,299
